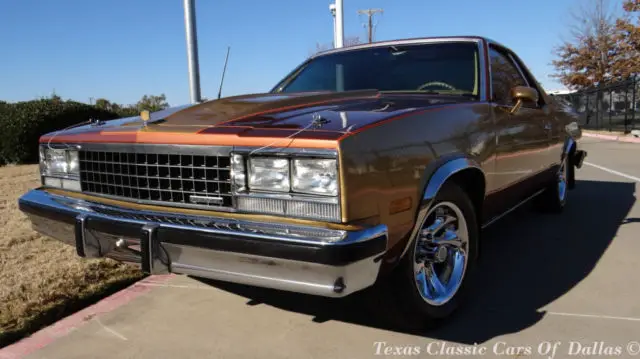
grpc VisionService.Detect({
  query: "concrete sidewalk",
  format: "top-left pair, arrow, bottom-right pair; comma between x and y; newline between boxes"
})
583,130 -> 640,143
2,137 -> 640,359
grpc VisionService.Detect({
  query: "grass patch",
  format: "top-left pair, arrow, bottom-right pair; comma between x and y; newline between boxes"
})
0,164 -> 144,347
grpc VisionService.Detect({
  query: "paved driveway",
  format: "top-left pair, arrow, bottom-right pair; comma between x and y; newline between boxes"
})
5,137 -> 640,359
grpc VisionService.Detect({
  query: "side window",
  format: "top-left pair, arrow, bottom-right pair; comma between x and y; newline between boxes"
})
489,47 -> 528,105
510,54 -> 546,107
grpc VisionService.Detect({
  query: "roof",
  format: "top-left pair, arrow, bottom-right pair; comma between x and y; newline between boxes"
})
312,36 -> 508,58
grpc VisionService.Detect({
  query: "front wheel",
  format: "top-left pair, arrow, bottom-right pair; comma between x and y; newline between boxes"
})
378,182 -> 479,330
535,157 -> 569,213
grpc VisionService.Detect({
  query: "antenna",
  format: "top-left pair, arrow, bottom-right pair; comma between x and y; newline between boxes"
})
217,46 -> 231,99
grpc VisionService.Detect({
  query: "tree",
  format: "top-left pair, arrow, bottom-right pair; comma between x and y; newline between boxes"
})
343,36 -> 362,47
551,0 -> 620,90
309,36 -> 362,56
614,0 -> 640,79
94,97 -> 148,117
94,98 -> 113,111
135,94 -> 169,112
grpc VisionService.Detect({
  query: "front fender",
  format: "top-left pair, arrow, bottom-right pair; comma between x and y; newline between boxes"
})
398,156 -> 485,260
562,122 -> 588,189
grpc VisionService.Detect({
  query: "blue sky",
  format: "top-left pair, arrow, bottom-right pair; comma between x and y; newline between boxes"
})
0,0 -> 625,107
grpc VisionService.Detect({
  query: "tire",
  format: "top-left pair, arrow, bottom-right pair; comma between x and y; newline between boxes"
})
535,157 -> 568,213
376,182 -> 479,331
567,150 -> 576,190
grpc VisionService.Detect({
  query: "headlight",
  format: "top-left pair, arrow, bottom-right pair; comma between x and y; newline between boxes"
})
40,147 -> 79,176
235,154 -> 341,222
42,148 -> 68,175
248,157 -> 290,192
231,153 -> 247,192
39,146 -> 81,191
292,159 -> 338,196
67,150 -> 79,174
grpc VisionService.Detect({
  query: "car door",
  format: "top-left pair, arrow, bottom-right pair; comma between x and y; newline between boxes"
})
508,52 -> 564,170
487,45 -> 552,213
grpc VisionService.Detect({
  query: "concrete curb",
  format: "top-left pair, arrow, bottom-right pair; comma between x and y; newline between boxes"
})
0,274 -> 174,359
583,132 -> 640,144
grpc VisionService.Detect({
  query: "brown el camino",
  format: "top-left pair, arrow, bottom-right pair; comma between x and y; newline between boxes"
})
19,36 -> 587,328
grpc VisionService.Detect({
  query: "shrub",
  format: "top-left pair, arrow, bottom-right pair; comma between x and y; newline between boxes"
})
0,99 -> 120,165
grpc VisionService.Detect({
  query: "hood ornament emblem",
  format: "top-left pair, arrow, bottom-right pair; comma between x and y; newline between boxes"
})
89,117 -> 105,126
311,112 -> 330,128
140,110 -> 150,127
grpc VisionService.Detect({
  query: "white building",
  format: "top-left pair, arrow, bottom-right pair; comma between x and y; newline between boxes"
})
546,89 -> 576,96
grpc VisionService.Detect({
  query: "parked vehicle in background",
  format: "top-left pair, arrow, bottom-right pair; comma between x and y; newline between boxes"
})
19,36 -> 587,329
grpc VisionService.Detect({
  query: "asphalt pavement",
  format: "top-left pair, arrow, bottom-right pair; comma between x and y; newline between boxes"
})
3,137 -> 639,359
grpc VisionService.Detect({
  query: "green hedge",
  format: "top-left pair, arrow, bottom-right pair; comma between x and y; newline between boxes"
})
0,99 -> 121,165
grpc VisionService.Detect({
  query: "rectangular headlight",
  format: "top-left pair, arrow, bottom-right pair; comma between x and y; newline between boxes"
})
248,157 -> 290,192
67,150 -> 79,175
292,159 -> 338,196
231,153 -> 247,192
235,153 -> 341,221
43,148 -> 69,175
39,146 -> 80,190
40,147 -> 79,176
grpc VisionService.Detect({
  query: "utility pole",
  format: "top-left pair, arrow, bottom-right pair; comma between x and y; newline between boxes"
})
183,0 -> 202,103
357,8 -> 383,43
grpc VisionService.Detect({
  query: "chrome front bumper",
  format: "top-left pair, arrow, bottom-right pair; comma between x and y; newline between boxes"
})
574,149 -> 587,168
18,189 -> 388,297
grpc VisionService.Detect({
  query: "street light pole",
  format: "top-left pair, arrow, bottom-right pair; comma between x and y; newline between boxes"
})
335,0 -> 344,48
183,0 -> 202,104
329,3 -> 337,48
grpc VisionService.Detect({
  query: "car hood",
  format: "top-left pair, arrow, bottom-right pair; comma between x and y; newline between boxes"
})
44,90 -> 471,141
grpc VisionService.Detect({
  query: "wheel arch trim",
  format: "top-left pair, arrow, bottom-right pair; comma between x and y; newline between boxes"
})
399,156 -> 485,259
563,136 -> 576,159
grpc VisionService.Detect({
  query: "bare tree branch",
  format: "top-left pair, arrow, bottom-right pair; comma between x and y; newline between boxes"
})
551,0 -> 622,90
309,36 -> 362,56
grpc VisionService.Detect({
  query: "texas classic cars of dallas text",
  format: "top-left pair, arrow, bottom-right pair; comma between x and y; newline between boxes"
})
18,36 -> 587,328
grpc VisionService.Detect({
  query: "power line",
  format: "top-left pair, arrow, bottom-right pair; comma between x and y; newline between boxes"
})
357,8 -> 383,43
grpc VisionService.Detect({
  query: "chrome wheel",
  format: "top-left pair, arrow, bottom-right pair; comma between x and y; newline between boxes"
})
413,201 -> 469,306
558,160 -> 567,202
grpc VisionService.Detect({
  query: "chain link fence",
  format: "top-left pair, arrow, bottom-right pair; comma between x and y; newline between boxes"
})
552,78 -> 640,133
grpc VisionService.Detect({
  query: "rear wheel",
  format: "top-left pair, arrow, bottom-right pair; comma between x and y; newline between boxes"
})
377,183 -> 479,330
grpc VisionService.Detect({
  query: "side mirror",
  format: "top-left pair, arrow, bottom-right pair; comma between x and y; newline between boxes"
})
509,86 -> 539,114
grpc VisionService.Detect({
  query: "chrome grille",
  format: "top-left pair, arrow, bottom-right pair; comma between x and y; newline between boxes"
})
78,150 -> 232,208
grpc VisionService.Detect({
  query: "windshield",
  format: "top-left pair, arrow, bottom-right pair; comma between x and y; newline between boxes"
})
272,41 -> 480,97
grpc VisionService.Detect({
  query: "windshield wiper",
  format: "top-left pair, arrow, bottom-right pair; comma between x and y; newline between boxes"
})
381,90 -> 478,98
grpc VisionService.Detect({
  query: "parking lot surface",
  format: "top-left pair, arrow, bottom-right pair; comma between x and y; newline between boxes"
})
3,137 -> 640,359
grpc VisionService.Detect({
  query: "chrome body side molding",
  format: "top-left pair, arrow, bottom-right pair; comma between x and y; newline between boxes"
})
480,189 -> 545,229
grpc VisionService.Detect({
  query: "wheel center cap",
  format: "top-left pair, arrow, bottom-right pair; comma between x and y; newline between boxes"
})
434,246 -> 448,263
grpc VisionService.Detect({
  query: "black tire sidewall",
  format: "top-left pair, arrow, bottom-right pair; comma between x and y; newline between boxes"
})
567,151 -> 576,189
553,159 -> 568,209
536,160 -> 568,212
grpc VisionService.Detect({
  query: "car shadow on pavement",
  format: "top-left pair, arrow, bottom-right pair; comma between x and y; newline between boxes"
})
193,179 -> 636,344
